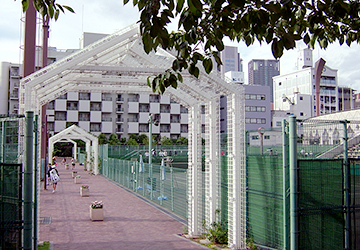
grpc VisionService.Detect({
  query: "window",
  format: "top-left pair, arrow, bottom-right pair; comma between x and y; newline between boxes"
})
67,102 -> 78,110
251,135 -> 259,140
55,111 -> 66,121
79,93 -> 90,100
300,112 -> 304,116
264,135 -> 270,140
90,123 -> 101,132
79,112 -> 90,121
245,94 -> 266,100
300,96 -> 303,100
276,121 -> 281,126
245,118 -> 266,124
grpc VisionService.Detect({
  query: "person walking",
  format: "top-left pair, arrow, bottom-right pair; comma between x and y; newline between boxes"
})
48,164 -> 60,193
71,158 -> 76,170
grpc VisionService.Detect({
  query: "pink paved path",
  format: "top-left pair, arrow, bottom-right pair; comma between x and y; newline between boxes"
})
39,159 -> 207,250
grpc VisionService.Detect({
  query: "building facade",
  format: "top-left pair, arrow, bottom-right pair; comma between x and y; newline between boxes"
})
45,92 -> 192,139
273,49 -> 355,118
248,59 -> 280,102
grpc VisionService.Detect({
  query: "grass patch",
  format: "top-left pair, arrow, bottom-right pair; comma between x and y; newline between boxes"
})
38,241 -> 50,250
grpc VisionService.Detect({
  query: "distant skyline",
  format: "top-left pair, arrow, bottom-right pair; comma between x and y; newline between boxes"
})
1,0 -> 360,90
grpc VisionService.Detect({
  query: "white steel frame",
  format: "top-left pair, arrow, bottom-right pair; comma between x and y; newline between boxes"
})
50,138 -> 77,160
47,125 -> 99,174
19,23 -> 246,249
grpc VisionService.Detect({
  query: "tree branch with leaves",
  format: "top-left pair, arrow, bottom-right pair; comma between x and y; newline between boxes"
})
125,0 -> 360,93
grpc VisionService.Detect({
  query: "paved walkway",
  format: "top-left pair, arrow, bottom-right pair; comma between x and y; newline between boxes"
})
39,159 -> 207,250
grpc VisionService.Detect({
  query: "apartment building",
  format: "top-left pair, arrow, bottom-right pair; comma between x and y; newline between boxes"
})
273,49 -> 355,117
45,92 -> 191,139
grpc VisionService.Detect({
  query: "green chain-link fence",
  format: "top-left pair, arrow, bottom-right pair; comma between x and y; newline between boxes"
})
0,163 -> 22,249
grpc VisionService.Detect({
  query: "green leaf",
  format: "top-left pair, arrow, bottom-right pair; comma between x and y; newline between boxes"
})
271,38 -> 283,58
63,5 -> 75,13
177,73 -> 183,83
213,52 -> 222,67
124,0 -> 130,4
303,33 -> 310,44
202,58 -> 213,74
188,0 -> 202,14
55,9 -> 59,20
22,0 -> 29,12
176,0 -> 185,13
142,32 -> 152,53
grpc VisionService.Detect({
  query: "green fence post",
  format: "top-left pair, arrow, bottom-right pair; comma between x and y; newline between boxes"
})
24,111 -> 34,250
289,115 -> 298,250
342,120 -> 350,250
149,114 -> 153,200
171,166 -> 174,211
282,119 -> 289,250
1,121 -> 4,162
33,114 -> 38,250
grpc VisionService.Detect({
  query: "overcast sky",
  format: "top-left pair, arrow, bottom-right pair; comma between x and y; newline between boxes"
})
1,0 -> 360,90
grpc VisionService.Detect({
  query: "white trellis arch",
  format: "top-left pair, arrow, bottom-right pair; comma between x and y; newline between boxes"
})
48,125 -> 99,174
50,138 -> 77,160
19,23 -> 245,249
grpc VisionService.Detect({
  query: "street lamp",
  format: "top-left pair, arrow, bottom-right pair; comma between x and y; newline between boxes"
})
258,127 -> 265,155
148,114 -> 159,199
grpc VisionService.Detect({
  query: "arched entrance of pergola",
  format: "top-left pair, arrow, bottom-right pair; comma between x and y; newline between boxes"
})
48,125 -> 98,174
19,23 -> 246,249
51,138 -> 77,160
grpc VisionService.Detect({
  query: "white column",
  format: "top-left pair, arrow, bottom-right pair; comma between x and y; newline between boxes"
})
86,141 -> 91,171
205,99 -> 220,227
188,104 -> 202,236
92,138 -> 99,175
227,89 -> 246,249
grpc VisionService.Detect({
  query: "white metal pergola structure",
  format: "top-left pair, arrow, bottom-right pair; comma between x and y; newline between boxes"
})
50,138 -> 77,160
19,23 -> 246,249
48,125 -> 98,173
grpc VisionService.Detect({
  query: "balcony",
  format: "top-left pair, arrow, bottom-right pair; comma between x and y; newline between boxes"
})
10,93 -> 18,99
116,97 -> 124,102
170,119 -> 180,123
13,82 -> 19,88
128,98 -> 139,102
139,108 -> 150,112
102,97 -> 112,101
55,116 -> 66,121
116,118 -> 124,123
116,108 -> 124,113
127,118 -> 139,122
79,117 -> 90,121
13,104 -> 19,110
102,117 -> 112,122
116,128 -> 124,133
67,106 -> 78,111
90,107 -> 101,111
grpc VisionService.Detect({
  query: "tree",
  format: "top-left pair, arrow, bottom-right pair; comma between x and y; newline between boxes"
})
19,0 -> 74,20
22,1 -> 360,94
126,138 -> 138,145
98,133 -> 108,145
160,136 -> 173,145
108,134 -> 120,145
124,0 -> 360,93
176,136 -> 188,145
138,134 -> 149,145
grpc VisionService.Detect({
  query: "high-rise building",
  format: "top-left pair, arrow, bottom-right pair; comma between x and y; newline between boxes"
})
215,45 -> 243,75
248,59 -> 280,102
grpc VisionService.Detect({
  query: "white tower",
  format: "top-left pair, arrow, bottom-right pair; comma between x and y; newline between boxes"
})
297,48 -> 313,69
